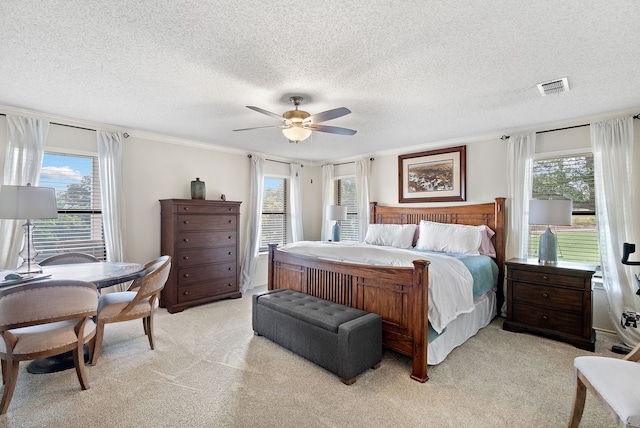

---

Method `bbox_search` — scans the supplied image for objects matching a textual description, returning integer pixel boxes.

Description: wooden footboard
[268,244,431,382]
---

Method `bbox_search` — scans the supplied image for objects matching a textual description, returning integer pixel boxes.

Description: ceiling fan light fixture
[282,126,312,142]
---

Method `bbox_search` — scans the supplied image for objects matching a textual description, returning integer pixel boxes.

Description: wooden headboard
[369,197,506,311]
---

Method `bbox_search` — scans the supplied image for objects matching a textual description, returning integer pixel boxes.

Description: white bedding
[278,241,475,334]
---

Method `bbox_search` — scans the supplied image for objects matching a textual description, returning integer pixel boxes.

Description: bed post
[411,259,430,383]
[267,243,278,291]
[493,197,506,313]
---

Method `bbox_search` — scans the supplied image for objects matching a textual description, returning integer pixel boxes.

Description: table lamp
[528,198,572,264]
[0,183,58,273]
[326,205,347,242]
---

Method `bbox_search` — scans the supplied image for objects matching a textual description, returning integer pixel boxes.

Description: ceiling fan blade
[233,125,283,132]
[246,106,284,121]
[307,124,357,135]
[305,107,351,124]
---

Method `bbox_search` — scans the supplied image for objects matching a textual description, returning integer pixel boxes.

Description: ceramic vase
[191,178,206,200]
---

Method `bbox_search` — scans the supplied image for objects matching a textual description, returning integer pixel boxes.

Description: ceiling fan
[233,96,357,143]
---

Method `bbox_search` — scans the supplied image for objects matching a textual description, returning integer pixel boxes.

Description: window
[34,152,106,261]
[334,177,359,242]
[528,153,600,268]
[260,177,290,251]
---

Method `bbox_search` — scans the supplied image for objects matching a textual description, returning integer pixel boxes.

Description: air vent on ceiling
[537,77,569,96]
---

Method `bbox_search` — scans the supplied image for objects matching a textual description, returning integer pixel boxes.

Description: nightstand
[503,258,597,351]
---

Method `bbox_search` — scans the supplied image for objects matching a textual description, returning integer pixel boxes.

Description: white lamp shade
[282,126,312,142]
[326,205,347,221]
[529,198,572,226]
[0,184,58,219]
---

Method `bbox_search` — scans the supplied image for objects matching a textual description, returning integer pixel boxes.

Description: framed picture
[398,145,466,203]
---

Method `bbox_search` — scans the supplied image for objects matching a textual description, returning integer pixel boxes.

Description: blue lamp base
[332,222,341,242]
[538,226,558,264]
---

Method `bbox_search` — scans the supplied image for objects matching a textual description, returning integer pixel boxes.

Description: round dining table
[26,261,146,374]
[40,261,146,288]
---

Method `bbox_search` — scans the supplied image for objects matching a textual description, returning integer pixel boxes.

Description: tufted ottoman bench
[252,289,382,384]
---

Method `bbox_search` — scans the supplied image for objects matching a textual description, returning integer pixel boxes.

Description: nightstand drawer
[512,282,583,312]
[512,303,582,336]
[509,269,587,289]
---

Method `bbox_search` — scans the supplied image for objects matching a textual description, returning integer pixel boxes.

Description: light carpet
[0,286,619,427]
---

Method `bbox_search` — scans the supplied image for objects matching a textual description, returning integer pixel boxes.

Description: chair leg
[73,342,90,391]
[0,359,20,415]
[568,371,587,428]
[146,314,155,350]
[90,321,106,366]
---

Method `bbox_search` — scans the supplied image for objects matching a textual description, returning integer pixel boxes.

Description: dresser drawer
[509,268,587,289]
[177,231,237,249]
[177,215,237,232]
[177,204,240,215]
[512,282,583,312]
[512,303,583,336]
[177,247,236,268]
[177,277,238,303]
[177,262,237,285]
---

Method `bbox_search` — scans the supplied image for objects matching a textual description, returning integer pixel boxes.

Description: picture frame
[398,145,466,203]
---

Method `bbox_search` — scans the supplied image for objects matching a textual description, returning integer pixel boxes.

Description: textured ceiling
[1,1,639,162]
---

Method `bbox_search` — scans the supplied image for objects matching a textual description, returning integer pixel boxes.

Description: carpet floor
[0,286,620,427]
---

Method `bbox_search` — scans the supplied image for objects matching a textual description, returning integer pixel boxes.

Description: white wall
[2,108,639,330]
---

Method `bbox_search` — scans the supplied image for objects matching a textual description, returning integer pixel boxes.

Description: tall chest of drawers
[160,199,242,313]
[503,258,596,351]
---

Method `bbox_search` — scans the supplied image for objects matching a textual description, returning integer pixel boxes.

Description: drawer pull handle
[183,256,189,260]
[184,274,190,278]
[228,236,232,239]
[542,315,548,321]
[183,238,189,242]
[183,207,189,211]
[228,220,232,223]
[184,291,190,295]
[228,252,232,255]
[228,283,232,287]
[183,221,189,224]
[228,267,232,271]
[542,275,549,281]
[542,293,549,298]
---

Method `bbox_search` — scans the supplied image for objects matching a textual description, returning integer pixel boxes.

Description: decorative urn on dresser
[160,199,242,313]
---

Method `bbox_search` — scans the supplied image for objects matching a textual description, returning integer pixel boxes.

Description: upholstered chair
[0,280,98,414]
[568,342,640,427]
[89,255,171,365]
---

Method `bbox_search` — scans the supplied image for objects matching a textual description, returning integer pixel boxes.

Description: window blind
[335,178,359,242]
[33,153,106,261]
[260,177,289,251]
[529,154,600,267]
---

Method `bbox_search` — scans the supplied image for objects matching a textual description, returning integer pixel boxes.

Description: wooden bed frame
[268,198,506,382]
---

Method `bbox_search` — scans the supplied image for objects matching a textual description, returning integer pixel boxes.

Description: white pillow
[364,224,417,248]
[415,221,483,255]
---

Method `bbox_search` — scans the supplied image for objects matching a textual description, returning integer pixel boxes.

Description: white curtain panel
[240,155,264,293]
[503,133,535,316]
[321,164,334,241]
[356,158,371,242]
[97,132,125,268]
[290,163,304,242]
[591,117,639,346]
[0,116,49,269]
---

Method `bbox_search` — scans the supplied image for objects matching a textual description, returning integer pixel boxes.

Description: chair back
[40,253,99,266]
[0,280,98,331]
[124,256,171,307]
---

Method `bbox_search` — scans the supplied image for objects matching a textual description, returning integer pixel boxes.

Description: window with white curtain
[334,177,359,242]
[33,152,106,261]
[528,152,600,269]
[260,176,290,251]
